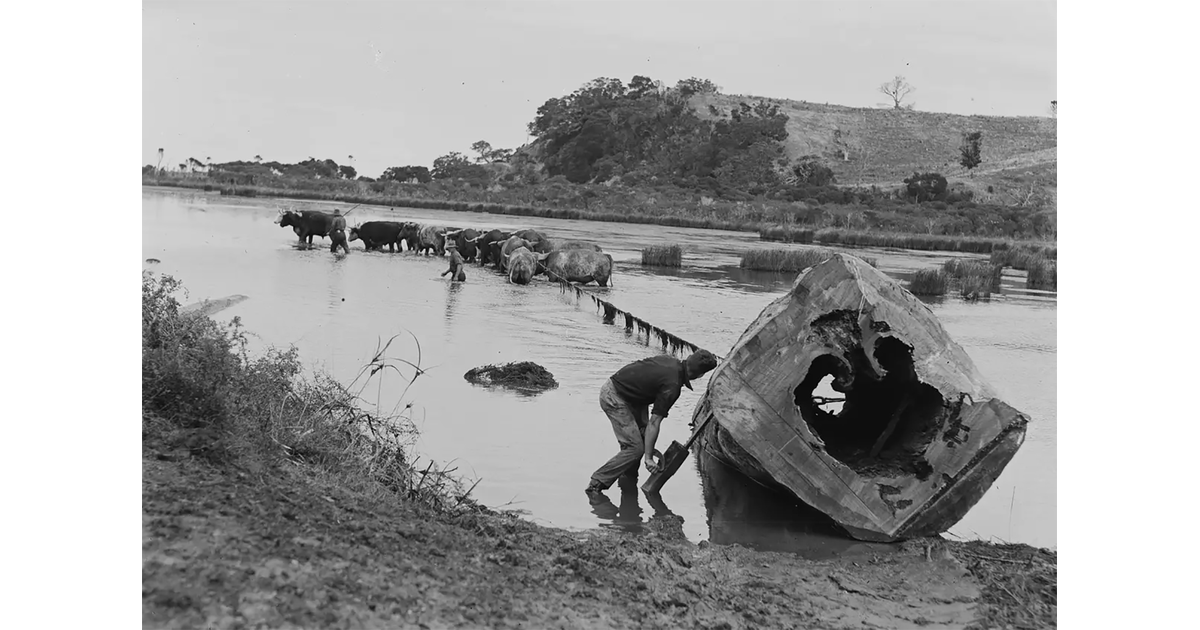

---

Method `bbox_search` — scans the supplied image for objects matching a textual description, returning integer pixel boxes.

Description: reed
[908,268,949,295]
[816,229,1009,254]
[740,248,835,272]
[990,243,1057,270]
[759,226,815,243]
[1025,258,1057,290]
[641,244,683,267]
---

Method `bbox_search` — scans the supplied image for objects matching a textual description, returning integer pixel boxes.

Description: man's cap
[682,349,719,389]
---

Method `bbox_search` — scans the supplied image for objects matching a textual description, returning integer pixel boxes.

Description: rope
[551,276,725,362]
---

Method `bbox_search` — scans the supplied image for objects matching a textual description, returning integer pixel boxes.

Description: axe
[640,412,714,493]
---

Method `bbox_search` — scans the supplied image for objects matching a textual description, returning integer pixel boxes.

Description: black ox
[349,221,406,252]
[278,210,335,245]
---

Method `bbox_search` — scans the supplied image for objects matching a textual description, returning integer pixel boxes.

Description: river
[142,186,1056,553]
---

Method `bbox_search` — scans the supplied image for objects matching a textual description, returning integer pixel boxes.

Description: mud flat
[143,432,1054,629]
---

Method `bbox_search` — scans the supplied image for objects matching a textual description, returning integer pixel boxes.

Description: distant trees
[526,74,789,190]
[338,165,357,180]
[791,155,837,187]
[959,131,983,171]
[431,152,480,180]
[1049,100,1057,118]
[675,77,721,98]
[879,76,916,110]
[470,140,513,164]
[380,165,432,183]
[903,172,949,202]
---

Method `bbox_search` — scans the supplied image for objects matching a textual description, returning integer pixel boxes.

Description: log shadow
[697,448,899,560]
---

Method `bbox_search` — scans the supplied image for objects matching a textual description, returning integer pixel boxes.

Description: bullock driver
[440,239,467,281]
[585,349,719,498]
[329,209,349,254]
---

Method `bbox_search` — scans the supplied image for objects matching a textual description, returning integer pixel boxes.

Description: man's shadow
[589,486,679,535]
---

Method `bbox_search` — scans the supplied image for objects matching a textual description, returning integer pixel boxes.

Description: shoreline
[143,179,1056,256]
[143,427,1055,629]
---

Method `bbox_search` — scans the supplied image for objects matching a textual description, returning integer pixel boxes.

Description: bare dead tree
[879,75,916,110]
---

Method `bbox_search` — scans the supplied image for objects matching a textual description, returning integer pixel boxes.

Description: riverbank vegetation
[142,271,478,512]
[145,74,1056,255]
[641,244,683,267]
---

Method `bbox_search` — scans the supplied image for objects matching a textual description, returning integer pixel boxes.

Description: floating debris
[464,361,558,393]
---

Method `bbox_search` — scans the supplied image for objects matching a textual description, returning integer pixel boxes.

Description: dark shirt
[609,355,690,418]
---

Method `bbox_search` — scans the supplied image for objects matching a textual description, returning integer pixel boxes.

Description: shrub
[791,156,837,187]
[904,172,949,202]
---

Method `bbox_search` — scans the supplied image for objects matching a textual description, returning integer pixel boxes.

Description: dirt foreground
[141,439,1041,630]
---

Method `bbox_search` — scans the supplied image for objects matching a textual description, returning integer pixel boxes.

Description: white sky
[142,0,1056,178]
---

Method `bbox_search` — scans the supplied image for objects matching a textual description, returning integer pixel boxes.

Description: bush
[903,172,949,202]
[791,156,837,187]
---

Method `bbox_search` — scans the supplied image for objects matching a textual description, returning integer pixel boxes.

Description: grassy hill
[695,94,1057,207]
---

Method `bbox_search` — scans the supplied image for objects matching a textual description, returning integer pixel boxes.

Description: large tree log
[692,253,1028,542]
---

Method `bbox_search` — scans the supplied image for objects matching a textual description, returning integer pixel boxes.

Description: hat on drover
[682,349,719,389]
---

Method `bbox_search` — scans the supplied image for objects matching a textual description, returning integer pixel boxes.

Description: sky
[143,0,1056,179]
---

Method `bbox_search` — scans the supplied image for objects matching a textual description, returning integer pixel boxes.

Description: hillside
[694,94,1057,206]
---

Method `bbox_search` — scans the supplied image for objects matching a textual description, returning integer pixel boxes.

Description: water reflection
[443,281,464,326]
[696,449,898,560]
[588,487,681,535]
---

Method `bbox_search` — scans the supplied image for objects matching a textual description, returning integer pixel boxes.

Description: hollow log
[691,253,1028,542]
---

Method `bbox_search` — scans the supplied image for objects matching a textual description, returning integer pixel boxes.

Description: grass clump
[908,268,949,295]
[943,258,1002,300]
[641,244,683,267]
[1026,258,1057,290]
[741,247,834,272]
[142,271,481,514]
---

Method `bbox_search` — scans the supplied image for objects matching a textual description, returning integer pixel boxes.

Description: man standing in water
[329,209,349,254]
[585,349,719,498]
[440,239,467,281]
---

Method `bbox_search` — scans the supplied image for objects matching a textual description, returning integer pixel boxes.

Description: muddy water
[142,187,1056,552]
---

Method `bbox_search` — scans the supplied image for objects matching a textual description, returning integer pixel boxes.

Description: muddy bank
[143,433,1053,629]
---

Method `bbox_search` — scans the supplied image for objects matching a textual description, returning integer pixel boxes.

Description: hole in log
[793,327,942,479]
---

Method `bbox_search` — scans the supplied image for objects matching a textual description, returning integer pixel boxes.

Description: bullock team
[277,209,614,287]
